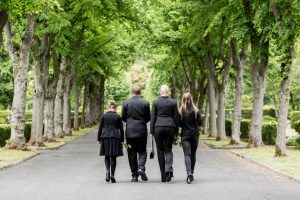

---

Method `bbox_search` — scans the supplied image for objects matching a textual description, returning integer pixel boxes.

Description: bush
[286,136,300,148]
[0,123,31,147]
[293,120,300,134]
[225,119,277,145]
[290,111,300,130]
[225,108,276,120]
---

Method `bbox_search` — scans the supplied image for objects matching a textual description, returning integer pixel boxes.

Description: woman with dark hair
[98,100,124,183]
[178,93,201,184]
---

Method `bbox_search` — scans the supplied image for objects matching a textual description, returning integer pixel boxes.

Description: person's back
[180,105,201,137]
[121,86,150,182]
[122,96,150,138]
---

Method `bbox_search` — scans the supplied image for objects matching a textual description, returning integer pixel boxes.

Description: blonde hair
[179,93,198,118]
[160,84,169,95]
[108,100,117,110]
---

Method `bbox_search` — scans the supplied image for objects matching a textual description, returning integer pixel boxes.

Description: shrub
[225,108,276,120]
[293,120,300,134]
[225,119,277,144]
[0,123,32,147]
[290,111,300,130]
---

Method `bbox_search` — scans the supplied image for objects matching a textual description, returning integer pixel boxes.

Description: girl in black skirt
[98,101,124,183]
[178,93,201,184]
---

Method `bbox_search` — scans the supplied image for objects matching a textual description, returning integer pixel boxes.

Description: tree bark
[44,98,55,141]
[0,11,8,46]
[203,98,209,134]
[248,44,268,147]
[230,39,248,145]
[54,57,66,138]
[73,76,80,131]
[63,70,72,136]
[84,80,92,127]
[4,15,36,146]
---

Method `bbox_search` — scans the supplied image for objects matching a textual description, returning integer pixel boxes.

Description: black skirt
[100,138,123,157]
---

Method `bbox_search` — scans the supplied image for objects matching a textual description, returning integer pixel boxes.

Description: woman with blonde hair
[178,92,201,184]
[98,100,124,183]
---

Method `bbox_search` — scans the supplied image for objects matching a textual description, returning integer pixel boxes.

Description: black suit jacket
[150,96,179,135]
[121,96,151,138]
[97,111,124,142]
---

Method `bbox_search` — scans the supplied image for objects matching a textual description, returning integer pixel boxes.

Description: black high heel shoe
[105,172,110,182]
[110,176,116,183]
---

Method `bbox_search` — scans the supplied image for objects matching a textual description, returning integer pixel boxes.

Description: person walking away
[98,101,124,183]
[122,85,151,182]
[150,85,179,182]
[178,93,201,184]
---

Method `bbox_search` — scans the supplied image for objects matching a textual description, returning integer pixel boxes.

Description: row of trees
[143,0,300,156]
[0,0,141,147]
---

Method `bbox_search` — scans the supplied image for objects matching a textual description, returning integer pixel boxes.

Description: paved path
[0,130,300,200]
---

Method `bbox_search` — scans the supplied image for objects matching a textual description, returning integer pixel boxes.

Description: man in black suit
[122,85,151,182]
[150,85,179,182]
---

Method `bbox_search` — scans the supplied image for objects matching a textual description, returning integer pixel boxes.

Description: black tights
[105,156,117,176]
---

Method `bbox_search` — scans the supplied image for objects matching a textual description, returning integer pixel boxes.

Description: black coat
[150,96,180,135]
[179,106,201,137]
[97,111,124,142]
[121,96,151,138]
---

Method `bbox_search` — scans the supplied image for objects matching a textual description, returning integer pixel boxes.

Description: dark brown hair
[108,100,117,110]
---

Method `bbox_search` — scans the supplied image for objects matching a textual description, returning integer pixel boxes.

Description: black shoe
[190,175,194,182]
[138,170,148,181]
[105,172,110,182]
[131,176,138,182]
[166,172,172,182]
[186,175,192,184]
[111,176,116,183]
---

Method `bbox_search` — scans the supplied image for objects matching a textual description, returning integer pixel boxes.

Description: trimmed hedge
[225,118,277,145]
[0,123,31,147]
[290,111,300,133]
[225,108,276,119]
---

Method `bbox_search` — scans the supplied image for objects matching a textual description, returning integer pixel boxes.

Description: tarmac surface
[0,129,300,200]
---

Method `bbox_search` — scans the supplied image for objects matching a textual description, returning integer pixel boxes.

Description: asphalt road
[0,129,300,200]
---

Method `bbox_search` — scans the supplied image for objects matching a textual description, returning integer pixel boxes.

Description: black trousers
[154,127,176,181]
[126,138,147,177]
[181,135,199,175]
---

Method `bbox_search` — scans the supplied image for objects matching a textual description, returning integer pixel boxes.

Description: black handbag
[149,136,155,159]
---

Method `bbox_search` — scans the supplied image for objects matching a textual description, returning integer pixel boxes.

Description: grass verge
[0,150,37,169]
[43,126,97,148]
[232,146,300,178]
[200,134,248,148]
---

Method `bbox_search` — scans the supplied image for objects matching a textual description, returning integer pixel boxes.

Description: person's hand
[97,141,101,144]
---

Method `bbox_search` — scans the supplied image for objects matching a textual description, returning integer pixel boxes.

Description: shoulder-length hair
[179,92,198,119]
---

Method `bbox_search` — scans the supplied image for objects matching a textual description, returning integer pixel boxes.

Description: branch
[269,0,280,21]
[21,14,36,53]
[0,10,8,46]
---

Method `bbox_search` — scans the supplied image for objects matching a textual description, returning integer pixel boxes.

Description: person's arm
[121,102,127,122]
[119,116,125,143]
[150,102,157,135]
[145,102,151,123]
[174,101,180,133]
[97,116,104,142]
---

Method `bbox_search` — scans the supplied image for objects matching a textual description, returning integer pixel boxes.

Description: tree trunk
[275,47,293,156]
[63,72,72,136]
[30,54,45,146]
[54,57,66,138]
[73,77,79,131]
[99,75,105,118]
[4,15,35,146]
[84,80,92,127]
[44,98,55,141]
[248,61,268,147]
[203,99,209,134]
[230,39,247,145]
[0,11,8,46]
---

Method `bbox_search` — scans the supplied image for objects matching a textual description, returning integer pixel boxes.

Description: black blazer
[121,96,151,138]
[150,96,179,135]
[97,111,124,142]
[179,106,201,137]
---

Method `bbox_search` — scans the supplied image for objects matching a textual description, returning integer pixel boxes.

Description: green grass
[0,150,36,169]
[200,134,248,148]
[44,126,97,148]
[233,146,300,177]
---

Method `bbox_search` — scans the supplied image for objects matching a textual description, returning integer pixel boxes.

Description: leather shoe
[131,176,138,182]
[166,172,172,182]
[138,170,148,181]
[111,176,116,183]
[105,172,110,182]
